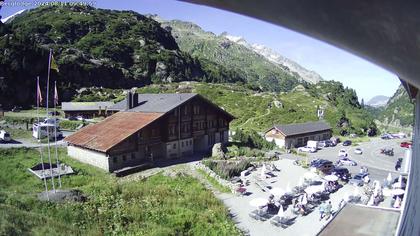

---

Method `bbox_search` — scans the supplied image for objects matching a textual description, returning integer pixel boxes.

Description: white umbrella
[286,182,292,193]
[260,164,266,179]
[324,175,339,181]
[398,175,403,183]
[367,194,375,206]
[353,187,360,196]
[301,194,308,205]
[249,198,268,207]
[298,177,305,186]
[390,189,405,196]
[392,181,406,189]
[277,204,285,217]
[270,187,285,197]
[305,185,323,195]
[343,192,350,201]
[387,173,393,183]
[304,172,318,180]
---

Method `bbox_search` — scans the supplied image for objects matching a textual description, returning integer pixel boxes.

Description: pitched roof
[272,121,331,137]
[62,102,115,111]
[129,93,197,112]
[64,112,163,153]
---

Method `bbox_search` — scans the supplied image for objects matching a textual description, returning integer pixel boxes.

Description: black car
[310,159,332,168]
[343,140,352,146]
[68,116,78,121]
[332,167,351,181]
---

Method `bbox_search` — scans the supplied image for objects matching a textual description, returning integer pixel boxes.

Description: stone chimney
[126,91,133,110]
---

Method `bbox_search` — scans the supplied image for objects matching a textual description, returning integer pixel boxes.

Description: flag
[50,54,59,72]
[37,78,43,104]
[54,82,59,105]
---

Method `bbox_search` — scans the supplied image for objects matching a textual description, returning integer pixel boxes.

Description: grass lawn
[0,148,240,236]
[4,108,64,119]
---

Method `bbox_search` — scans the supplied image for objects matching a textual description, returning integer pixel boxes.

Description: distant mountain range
[366,95,389,107]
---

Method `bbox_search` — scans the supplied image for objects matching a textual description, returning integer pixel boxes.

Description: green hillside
[375,84,414,131]
[159,19,303,92]
[134,82,376,135]
[0,6,246,108]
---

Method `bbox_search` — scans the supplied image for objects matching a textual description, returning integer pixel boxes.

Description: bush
[59,120,84,130]
[232,129,275,150]
[203,159,252,179]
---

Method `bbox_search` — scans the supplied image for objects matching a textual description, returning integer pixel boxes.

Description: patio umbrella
[343,192,350,201]
[390,189,405,196]
[303,172,318,180]
[301,193,308,205]
[285,182,292,193]
[277,204,285,217]
[249,198,268,207]
[305,185,323,195]
[398,175,403,184]
[260,164,266,179]
[298,177,305,186]
[353,187,360,196]
[324,175,339,181]
[387,173,393,183]
[270,187,285,197]
[367,195,375,206]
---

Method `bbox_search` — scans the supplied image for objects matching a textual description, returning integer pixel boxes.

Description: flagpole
[46,48,56,192]
[53,81,62,188]
[37,76,49,200]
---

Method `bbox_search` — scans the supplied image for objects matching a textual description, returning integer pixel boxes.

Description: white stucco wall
[67,145,109,171]
[265,136,285,148]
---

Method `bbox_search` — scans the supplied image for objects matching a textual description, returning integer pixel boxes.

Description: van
[307,140,318,149]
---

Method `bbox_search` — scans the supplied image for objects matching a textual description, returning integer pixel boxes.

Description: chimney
[126,91,133,110]
[132,93,139,108]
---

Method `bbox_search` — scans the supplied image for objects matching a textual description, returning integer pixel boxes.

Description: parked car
[0,130,11,142]
[76,116,85,121]
[43,118,60,126]
[342,140,352,146]
[338,149,348,157]
[297,146,316,153]
[68,116,78,121]
[380,148,394,156]
[400,141,412,148]
[48,111,61,116]
[354,148,363,155]
[337,157,357,166]
[332,167,351,181]
[310,159,334,173]
[319,140,333,148]
[349,173,369,186]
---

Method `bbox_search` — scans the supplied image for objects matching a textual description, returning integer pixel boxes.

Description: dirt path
[238,108,271,128]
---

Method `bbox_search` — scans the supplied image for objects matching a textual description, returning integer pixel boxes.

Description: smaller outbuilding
[61,101,117,119]
[265,121,332,149]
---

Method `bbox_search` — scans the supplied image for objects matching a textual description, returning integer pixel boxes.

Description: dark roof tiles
[273,121,331,136]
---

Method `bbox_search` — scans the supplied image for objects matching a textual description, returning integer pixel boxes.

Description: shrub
[203,159,252,179]
[232,129,275,150]
[59,120,84,130]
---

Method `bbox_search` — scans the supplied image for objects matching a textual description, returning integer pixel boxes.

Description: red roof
[64,112,163,153]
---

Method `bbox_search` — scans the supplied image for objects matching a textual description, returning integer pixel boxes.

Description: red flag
[37,79,43,104]
[54,82,59,105]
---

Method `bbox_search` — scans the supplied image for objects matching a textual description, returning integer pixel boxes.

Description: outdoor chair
[270,215,297,228]
[249,209,274,221]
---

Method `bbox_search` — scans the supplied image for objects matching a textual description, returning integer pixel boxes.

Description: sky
[0,0,401,101]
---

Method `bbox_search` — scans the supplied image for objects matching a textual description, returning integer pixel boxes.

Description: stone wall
[67,145,109,171]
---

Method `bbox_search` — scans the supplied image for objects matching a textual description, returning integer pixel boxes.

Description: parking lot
[284,137,410,182]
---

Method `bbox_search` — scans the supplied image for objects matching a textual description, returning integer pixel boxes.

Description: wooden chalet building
[264,121,332,149]
[64,93,234,172]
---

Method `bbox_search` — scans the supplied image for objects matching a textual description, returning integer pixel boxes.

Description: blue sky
[1,0,401,101]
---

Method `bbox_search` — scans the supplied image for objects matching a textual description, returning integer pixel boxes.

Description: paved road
[0,131,73,149]
[283,137,410,182]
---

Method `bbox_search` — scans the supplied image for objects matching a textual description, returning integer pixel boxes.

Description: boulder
[212,143,226,159]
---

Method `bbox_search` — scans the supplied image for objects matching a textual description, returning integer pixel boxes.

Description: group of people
[325,181,339,193]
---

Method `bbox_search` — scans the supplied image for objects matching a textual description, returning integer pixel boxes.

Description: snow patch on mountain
[223,34,323,84]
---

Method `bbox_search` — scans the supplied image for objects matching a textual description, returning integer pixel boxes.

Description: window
[190,140,192,145]
[131,153,136,159]
[113,157,117,163]
[182,141,184,147]
[184,106,189,115]
[193,105,200,115]
[123,155,127,162]
[173,143,177,149]
[169,125,176,136]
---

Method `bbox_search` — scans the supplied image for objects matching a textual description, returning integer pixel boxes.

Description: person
[319,202,326,221]
[363,175,370,184]
[323,201,333,220]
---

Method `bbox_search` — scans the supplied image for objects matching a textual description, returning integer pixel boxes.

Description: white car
[0,130,11,142]
[338,149,348,157]
[298,146,316,153]
[337,157,357,166]
[354,148,363,155]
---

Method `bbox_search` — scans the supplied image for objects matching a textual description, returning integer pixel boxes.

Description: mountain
[366,95,389,107]
[374,85,413,132]
[1,10,27,23]
[157,18,307,92]
[0,6,249,108]
[223,34,323,84]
